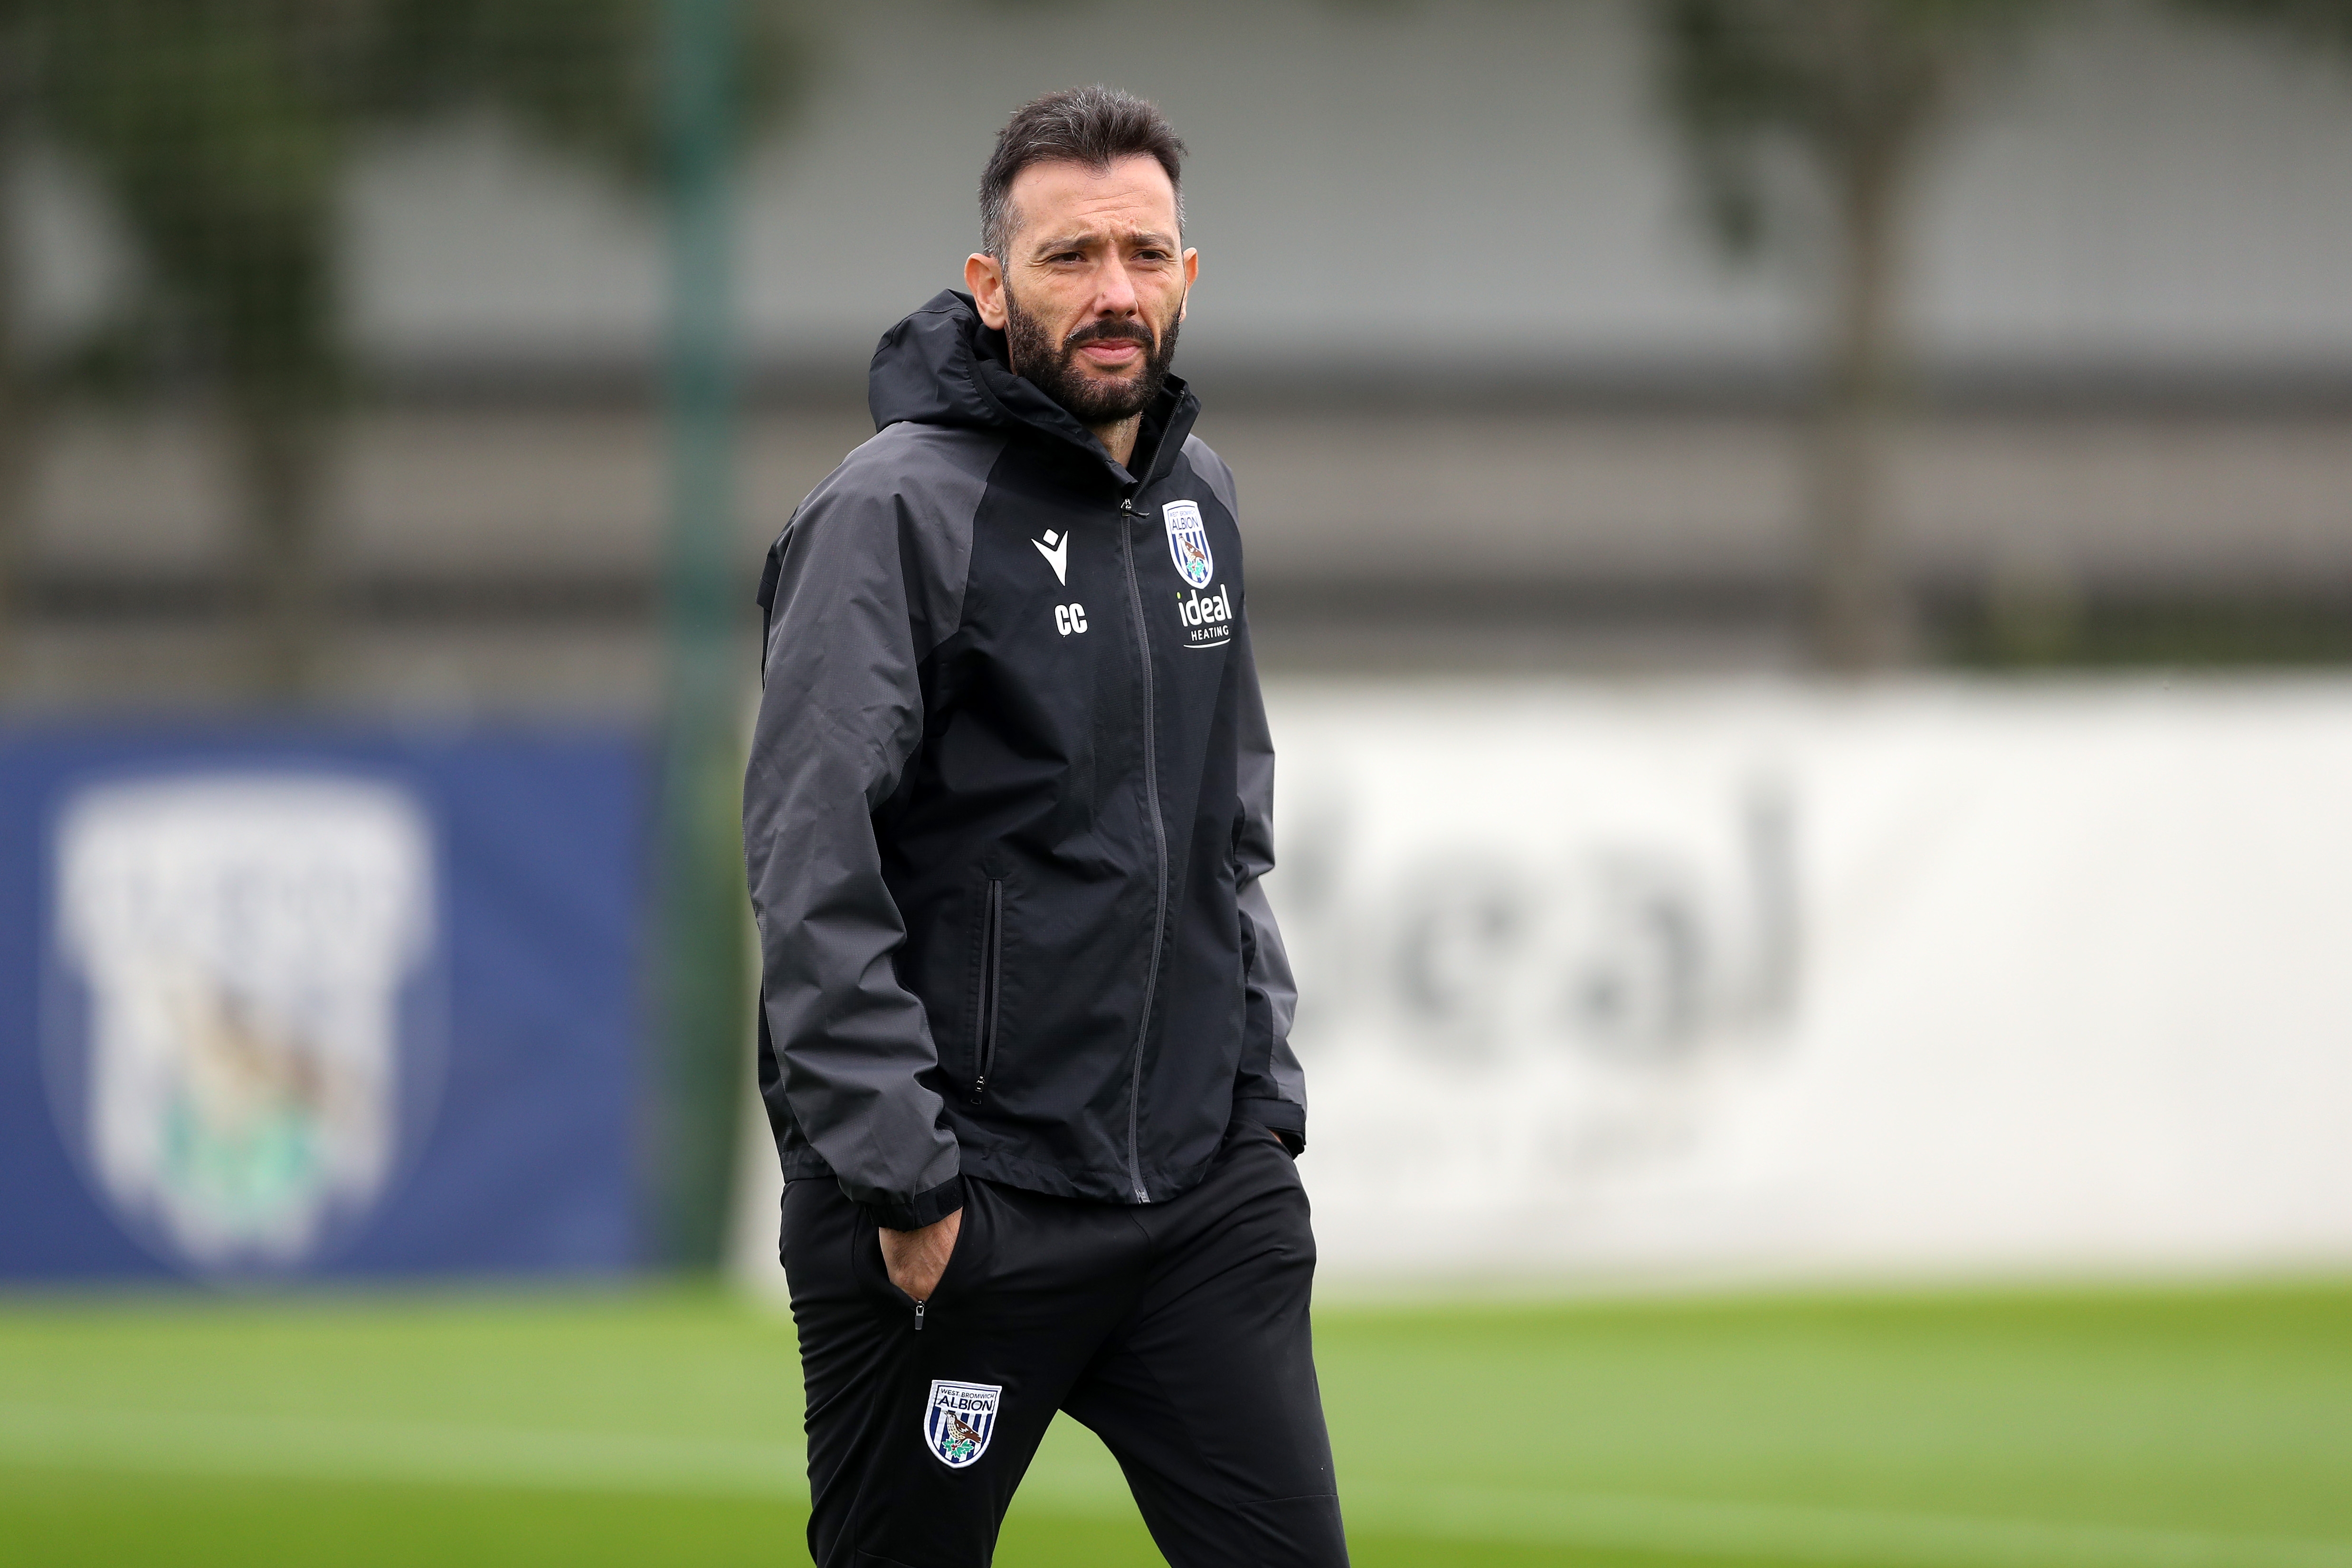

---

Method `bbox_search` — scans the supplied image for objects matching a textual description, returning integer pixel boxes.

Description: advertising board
[0,728,645,1282]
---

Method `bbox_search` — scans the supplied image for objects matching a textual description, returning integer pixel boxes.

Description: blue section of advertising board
[0,726,647,1282]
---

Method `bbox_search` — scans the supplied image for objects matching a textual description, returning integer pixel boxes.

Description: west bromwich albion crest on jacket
[1164,499,1214,588]
[924,1379,1002,1468]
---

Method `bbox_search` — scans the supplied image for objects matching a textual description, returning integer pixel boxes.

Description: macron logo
[1032,530,1069,586]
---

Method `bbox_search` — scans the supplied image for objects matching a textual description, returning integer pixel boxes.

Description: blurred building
[12,0,2352,711]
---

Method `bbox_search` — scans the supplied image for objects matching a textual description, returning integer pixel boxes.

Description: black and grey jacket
[744,289,1304,1231]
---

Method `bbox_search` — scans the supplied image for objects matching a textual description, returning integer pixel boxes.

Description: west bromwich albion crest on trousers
[924,1380,1002,1468]
[1164,500,1213,589]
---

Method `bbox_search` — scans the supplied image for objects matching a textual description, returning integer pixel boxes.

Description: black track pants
[780,1126,1348,1568]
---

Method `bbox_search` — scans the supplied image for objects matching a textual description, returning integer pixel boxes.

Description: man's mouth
[1076,340,1144,370]
[1065,325,1152,374]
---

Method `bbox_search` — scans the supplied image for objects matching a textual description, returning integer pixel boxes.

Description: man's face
[965,155,1199,429]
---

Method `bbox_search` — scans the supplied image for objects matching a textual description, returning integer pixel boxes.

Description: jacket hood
[867,289,1195,481]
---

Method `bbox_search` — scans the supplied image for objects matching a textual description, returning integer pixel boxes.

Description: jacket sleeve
[1228,610,1309,1152]
[743,468,966,1230]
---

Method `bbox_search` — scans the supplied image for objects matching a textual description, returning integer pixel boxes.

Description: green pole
[656,0,750,1272]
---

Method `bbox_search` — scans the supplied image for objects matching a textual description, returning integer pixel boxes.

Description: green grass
[3,1281,2348,1566]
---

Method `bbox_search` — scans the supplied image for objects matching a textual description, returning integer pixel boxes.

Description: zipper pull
[969,1075,985,1106]
[913,1299,926,1332]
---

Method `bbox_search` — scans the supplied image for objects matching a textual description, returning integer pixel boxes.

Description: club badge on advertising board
[45,773,441,1274]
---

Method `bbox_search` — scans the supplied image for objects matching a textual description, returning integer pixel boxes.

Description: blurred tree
[2178,0,2352,49]
[0,1,50,696]
[0,0,798,699]
[1651,0,2048,672]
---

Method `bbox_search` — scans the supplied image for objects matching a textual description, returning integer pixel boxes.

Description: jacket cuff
[860,1173,966,1232]
[1235,1096,1306,1155]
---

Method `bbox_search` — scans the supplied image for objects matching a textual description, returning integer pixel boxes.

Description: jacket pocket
[970,878,1003,1105]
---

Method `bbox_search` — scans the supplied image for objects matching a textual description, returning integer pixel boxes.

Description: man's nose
[1092,256,1141,316]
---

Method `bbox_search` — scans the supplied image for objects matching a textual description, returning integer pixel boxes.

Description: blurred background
[3,1,2350,1565]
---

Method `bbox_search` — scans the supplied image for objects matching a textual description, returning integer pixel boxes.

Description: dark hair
[979,86,1186,261]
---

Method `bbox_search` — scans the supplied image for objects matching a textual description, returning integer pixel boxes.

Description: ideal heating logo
[1174,584,1234,648]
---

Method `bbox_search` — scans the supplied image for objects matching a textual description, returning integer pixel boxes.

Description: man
[743,86,1346,1568]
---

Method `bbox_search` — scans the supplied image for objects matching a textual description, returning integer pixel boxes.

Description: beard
[1003,287,1181,428]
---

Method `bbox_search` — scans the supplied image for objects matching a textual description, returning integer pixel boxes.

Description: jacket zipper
[1115,498,1165,1204]
[971,878,1002,1105]
[914,1300,925,1331]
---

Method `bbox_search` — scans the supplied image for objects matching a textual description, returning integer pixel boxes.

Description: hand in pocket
[881,1208,963,1300]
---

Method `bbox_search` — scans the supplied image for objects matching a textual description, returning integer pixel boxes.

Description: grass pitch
[2,1281,2347,1567]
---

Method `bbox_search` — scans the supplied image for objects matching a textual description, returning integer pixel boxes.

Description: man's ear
[1179,247,1198,323]
[965,253,1009,330]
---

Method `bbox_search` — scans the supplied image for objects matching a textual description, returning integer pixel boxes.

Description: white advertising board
[735,681,2352,1294]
